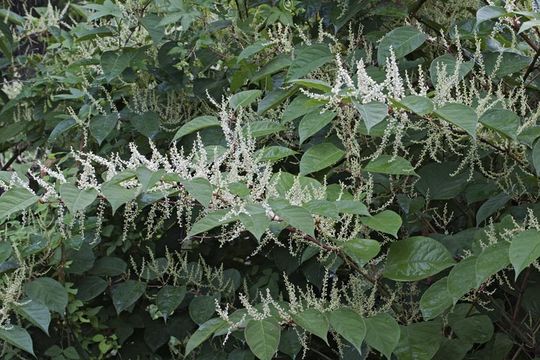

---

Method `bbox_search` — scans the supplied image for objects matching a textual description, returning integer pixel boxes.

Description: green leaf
[509,229,540,279]
[15,300,50,335]
[252,54,292,82]
[360,210,402,237]
[384,236,455,281]
[157,286,186,321]
[185,318,227,356]
[228,182,250,197]
[447,256,477,302]
[479,109,519,140]
[140,14,165,43]
[101,182,140,214]
[518,126,540,147]
[329,308,366,352]
[268,199,315,237]
[279,328,302,359]
[475,192,511,226]
[188,209,237,237]
[0,187,38,220]
[0,241,11,263]
[245,318,281,360]
[476,6,508,27]
[393,95,434,116]
[59,183,98,213]
[377,26,426,65]
[131,111,161,139]
[282,95,325,123]
[519,19,540,33]
[85,0,122,21]
[353,101,388,133]
[255,146,297,162]
[101,50,131,81]
[364,313,400,359]
[292,309,329,343]
[76,276,108,301]
[299,143,344,175]
[433,338,472,360]
[49,118,77,142]
[298,110,336,144]
[0,325,34,356]
[335,200,370,216]
[288,79,332,92]
[136,167,164,192]
[111,280,146,314]
[364,154,416,176]
[25,277,68,314]
[238,40,270,62]
[245,121,286,138]
[342,238,381,267]
[257,87,298,114]
[239,204,270,241]
[532,140,540,176]
[429,54,474,86]
[416,162,468,200]
[172,116,220,141]
[189,295,216,324]
[182,177,213,207]
[89,113,118,145]
[394,321,442,360]
[475,242,510,286]
[420,277,453,320]
[272,172,324,197]
[287,44,333,80]
[230,90,262,110]
[304,199,338,218]
[484,52,531,78]
[435,103,478,138]
[89,256,127,276]
[452,315,494,344]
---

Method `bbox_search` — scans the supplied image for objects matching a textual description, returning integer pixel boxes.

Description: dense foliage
[3,0,540,359]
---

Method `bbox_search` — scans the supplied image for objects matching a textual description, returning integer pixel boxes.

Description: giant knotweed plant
[3,1,540,359]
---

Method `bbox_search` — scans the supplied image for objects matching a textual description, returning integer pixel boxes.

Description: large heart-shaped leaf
[329,308,366,352]
[420,277,453,320]
[185,318,227,356]
[59,183,98,214]
[360,210,402,237]
[292,309,329,343]
[299,143,345,175]
[365,313,400,359]
[287,44,333,80]
[172,116,220,141]
[15,300,51,335]
[394,321,442,360]
[245,318,281,360]
[353,101,388,133]
[479,108,519,140]
[0,187,38,220]
[25,277,68,314]
[111,280,147,314]
[342,238,381,267]
[364,155,416,176]
[268,199,315,237]
[435,103,478,138]
[0,325,34,356]
[384,236,455,281]
[509,229,540,279]
[377,26,426,64]
[298,110,336,144]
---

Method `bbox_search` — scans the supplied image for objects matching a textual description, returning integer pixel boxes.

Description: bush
[1,0,540,359]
